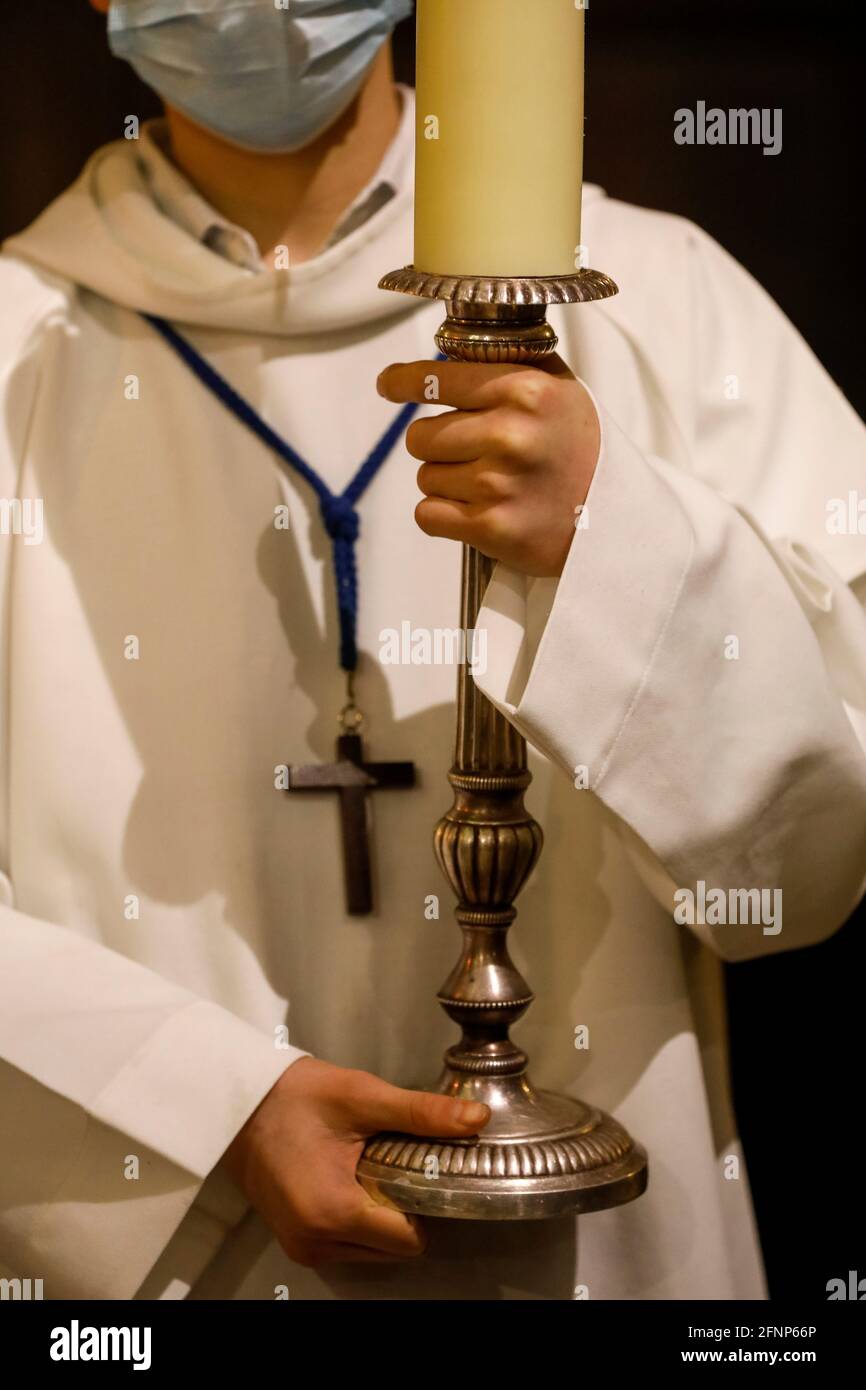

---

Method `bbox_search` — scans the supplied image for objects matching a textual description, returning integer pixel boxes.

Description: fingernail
[458,1102,489,1128]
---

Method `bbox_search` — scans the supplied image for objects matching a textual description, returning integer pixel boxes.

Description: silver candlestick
[357,268,648,1219]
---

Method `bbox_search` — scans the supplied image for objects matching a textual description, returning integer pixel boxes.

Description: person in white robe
[1,0,865,1301]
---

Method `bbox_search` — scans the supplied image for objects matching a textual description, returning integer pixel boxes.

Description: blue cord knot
[320,494,360,543]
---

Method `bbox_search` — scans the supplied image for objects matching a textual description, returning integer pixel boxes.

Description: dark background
[2,1,863,1300]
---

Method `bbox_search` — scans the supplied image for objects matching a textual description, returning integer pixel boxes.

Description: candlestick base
[358,1078,647,1221]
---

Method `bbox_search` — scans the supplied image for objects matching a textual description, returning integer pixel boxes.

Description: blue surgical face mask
[107,0,413,153]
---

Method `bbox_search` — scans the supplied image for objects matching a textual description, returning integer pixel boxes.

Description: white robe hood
[5,124,416,337]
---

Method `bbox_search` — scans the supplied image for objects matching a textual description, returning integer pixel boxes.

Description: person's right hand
[223,1057,490,1268]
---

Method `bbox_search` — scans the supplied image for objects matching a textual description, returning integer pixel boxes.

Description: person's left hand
[376,356,600,578]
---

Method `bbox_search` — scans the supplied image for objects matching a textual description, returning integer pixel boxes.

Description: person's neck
[164,44,401,267]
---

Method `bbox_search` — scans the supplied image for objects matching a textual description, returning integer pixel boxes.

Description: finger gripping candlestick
[356,270,648,1219]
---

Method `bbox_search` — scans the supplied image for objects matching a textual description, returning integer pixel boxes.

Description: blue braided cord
[142,313,446,672]
[344,396,421,505]
[142,314,328,503]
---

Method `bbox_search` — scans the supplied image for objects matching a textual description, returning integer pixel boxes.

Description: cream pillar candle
[414,0,585,277]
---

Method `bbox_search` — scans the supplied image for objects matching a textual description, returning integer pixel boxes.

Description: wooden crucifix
[286,728,416,916]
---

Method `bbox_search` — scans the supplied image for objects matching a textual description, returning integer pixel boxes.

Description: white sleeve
[474,224,866,963]
[0,889,304,1299]
[0,271,304,1299]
